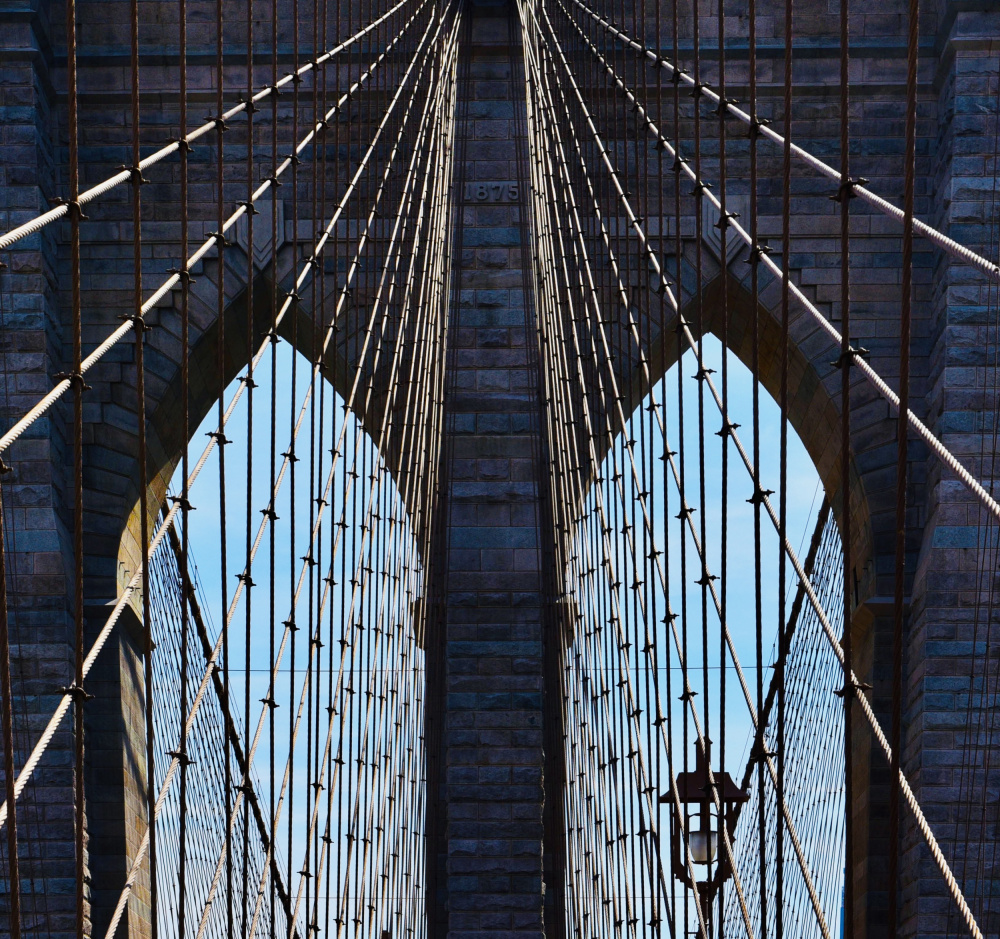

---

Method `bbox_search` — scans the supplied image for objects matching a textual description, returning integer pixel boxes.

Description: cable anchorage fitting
[120,165,149,186]
[832,343,870,369]
[715,419,741,439]
[831,176,870,203]
[744,241,772,266]
[715,95,739,118]
[748,116,772,142]
[49,196,87,221]
[119,311,153,332]
[54,371,92,393]
[167,266,196,284]
[207,231,231,248]
[714,210,739,231]
[834,677,873,699]
[747,486,775,506]
[61,682,94,703]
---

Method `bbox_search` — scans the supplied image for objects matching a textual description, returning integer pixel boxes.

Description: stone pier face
[2,0,1000,936]
[426,4,551,937]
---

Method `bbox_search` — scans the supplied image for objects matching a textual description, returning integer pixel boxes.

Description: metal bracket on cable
[167,266,197,284]
[118,312,153,332]
[747,486,775,506]
[834,678,873,699]
[744,241,772,266]
[714,210,739,230]
[831,176,869,203]
[715,96,739,117]
[748,116,771,142]
[831,344,870,369]
[60,683,94,703]
[54,371,92,393]
[49,196,87,221]
[120,165,149,187]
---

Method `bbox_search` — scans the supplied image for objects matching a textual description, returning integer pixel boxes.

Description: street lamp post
[661,746,748,932]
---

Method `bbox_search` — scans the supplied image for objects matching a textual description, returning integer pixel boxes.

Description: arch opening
[559,331,848,938]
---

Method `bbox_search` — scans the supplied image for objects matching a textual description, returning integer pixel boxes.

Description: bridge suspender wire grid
[0,0,999,937]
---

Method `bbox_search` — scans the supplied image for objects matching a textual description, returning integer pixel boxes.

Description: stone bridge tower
[0,0,998,937]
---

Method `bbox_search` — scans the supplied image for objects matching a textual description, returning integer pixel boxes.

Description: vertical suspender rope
[0,395,18,938]
[777,0,794,930]
[176,0,192,928]
[66,0,85,927]
[0,475,15,939]
[267,0,279,928]
[242,0,257,929]
[746,0,768,929]
[888,0,919,931]
[128,0,157,928]
[213,0,234,927]
[717,0,731,931]
[837,0,856,930]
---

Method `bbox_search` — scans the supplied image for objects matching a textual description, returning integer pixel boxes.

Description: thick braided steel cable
[0,1,413,256]
[0,0,431,459]
[559,0,1000,286]
[0,6,443,830]
[537,6,904,936]
[546,0,1000,530]
[239,32,456,938]
[535,14,987,934]
[523,16,750,936]
[101,19,451,933]
[549,12,983,932]
[527,16,835,933]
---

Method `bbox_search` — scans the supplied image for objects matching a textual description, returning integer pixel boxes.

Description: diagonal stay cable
[0,1,439,832]
[0,0,431,458]
[243,62,455,931]
[281,37,457,928]
[103,37,446,931]
[0,0,413,254]
[550,0,1000,528]
[537,22,833,932]
[523,18,732,937]
[176,28,455,938]
[549,12,987,935]
[560,0,1000,285]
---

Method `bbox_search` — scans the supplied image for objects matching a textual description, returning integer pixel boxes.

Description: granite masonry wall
[0,0,999,937]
